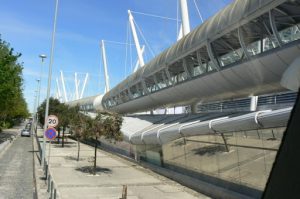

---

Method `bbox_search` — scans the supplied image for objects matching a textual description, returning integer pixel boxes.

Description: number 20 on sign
[47,115,59,128]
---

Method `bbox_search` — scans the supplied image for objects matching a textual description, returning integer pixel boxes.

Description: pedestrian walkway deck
[36,131,209,199]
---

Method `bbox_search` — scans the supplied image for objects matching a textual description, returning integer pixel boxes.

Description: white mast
[56,78,62,101]
[133,45,145,72]
[177,24,183,41]
[80,73,88,99]
[128,10,145,67]
[74,72,79,100]
[180,0,191,36]
[101,40,110,92]
[60,70,68,102]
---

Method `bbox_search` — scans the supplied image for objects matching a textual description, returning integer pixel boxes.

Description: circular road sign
[45,127,57,140]
[47,115,59,127]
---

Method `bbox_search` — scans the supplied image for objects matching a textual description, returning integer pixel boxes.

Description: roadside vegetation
[37,97,123,174]
[0,36,29,131]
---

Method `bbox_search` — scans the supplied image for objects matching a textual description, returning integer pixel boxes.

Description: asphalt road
[0,129,36,199]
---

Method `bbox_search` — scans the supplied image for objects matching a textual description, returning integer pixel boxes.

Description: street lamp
[33,80,40,132]
[31,90,38,133]
[35,54,47,133]
[42,0,59,168]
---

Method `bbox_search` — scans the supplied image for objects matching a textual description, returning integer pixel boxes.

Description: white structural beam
[75,72,79,100]
[60,70,68,102]
[56,78,62,101]
[80,73,89,99]
[177,23,183,41]
[128,10,145,67]
[250,96,258,111]
[133,45,145,72]
[77,79,80,95]
[180,0,191,36]
[101,40,110,92]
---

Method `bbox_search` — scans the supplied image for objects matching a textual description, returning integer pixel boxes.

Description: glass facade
[161,127,285,191]
[100,126,285,196]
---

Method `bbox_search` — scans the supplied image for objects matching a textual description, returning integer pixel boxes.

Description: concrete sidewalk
[35,131,210,199]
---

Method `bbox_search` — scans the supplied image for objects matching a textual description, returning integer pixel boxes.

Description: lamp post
[35,54,47,133]
[42,0,59,168]
[31,90,38,133]
[33,80,40,132]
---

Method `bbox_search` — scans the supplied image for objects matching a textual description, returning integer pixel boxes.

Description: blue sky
[0,0,233,112]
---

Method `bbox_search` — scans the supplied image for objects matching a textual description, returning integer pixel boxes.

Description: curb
[0,135,17,157]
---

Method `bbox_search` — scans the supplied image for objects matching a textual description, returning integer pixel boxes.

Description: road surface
[0,127,36,199]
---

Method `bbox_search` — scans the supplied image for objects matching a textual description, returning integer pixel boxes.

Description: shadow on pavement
[27,150,39,153]
[52,144,76,148]
[75,166,112,174]
[65,156,85,161]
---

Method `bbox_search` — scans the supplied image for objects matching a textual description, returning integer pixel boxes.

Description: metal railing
[36,135,59,199]
[257,92,297,106]
[197,92,297,113]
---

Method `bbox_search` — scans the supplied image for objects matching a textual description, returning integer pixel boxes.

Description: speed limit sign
[47,115,59,127]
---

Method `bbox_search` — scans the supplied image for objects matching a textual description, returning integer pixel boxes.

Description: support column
[60,71,68,102]
[180,0,191,36]
[101,40,110,92]
[128,10,145,67]
[250,96,258,111]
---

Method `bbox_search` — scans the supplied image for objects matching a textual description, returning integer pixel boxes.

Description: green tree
[84,111,123,175]
[0,36,29,130]
[37,97,73,147]
[37,97,61,126]
[69,106,89,161]
[56,103,71,147]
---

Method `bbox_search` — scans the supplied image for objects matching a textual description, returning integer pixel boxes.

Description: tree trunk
[57,129,60,144]
[93,136,98,175]
[77,138,80,161]
[62,127,65,148]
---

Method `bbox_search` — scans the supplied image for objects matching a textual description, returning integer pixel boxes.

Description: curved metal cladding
[102,0,300,114]
[66,95,100,112]
[126,107,292,145]
[93,95,104,111]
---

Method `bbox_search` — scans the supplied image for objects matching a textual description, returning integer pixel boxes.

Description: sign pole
[44,120,59,169]
[48,140,52,165]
